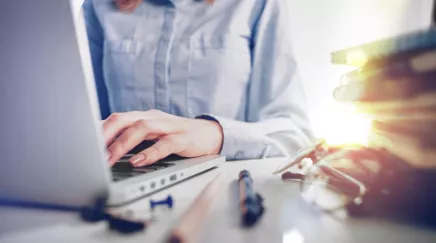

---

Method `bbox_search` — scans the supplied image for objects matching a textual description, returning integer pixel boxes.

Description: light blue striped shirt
[83,0,314,160]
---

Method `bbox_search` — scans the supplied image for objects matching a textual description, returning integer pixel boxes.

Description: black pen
[238,170,265,226]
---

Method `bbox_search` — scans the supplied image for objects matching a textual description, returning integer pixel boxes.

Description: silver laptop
[0,0,224,208]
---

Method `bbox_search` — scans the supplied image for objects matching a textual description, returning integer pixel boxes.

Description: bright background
[73,0,434,145]
[286,0,433,145]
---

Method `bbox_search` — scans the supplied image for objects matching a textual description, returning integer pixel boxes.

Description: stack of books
[330,28,436,170]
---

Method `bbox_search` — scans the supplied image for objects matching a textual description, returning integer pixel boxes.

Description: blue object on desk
[238,170,265,226]
[150,195,173,210]
[0,197,146,234]
[107,214,146,234]
[80,197,107,222]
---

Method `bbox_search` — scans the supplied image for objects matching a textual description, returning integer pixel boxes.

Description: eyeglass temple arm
[319,165,367,200]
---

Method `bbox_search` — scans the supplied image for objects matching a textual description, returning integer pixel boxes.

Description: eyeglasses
[278,143,436,225]
[273,139,367,175]
[278,142,390,213]
[300,149,381,212]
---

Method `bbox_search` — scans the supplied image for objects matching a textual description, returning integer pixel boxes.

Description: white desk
[1,158,436,243]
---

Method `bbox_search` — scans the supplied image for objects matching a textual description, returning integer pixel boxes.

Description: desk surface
[1,158,436,243]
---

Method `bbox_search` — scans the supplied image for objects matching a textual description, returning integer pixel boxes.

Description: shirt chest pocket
[103,40,142,84]
[187,34,251,117]
[103,40,155,112]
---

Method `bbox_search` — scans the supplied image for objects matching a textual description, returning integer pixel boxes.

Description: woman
[83,0,314,167]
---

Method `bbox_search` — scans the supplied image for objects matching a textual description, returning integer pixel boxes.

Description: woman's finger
[130,135,180,166]
[103,113,137,146]
[104,110,185,147]
[107,119,162,165]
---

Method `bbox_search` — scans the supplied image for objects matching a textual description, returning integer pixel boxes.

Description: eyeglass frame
[281,143,397,213]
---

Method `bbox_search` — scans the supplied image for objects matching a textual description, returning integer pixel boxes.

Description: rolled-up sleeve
[209,0,315,160]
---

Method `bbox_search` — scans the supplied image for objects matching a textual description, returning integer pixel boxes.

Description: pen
[238,170,264,226]
[168,172,221,243]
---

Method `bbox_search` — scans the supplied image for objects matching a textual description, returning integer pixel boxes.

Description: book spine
[340,50,436,85]
[331,28,436,66]
[372,120,436,145]
[339,61,411,85]
[334,74,436,102]
[368,130,436,169]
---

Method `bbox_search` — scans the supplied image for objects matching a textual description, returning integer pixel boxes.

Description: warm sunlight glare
[315,100,372,146]
[310,0,411,146]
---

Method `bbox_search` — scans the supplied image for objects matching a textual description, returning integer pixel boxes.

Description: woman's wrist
[195,114,224,155]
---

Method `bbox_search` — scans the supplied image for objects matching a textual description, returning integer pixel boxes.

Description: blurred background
[286,0,433,145]
[73,0,434,145]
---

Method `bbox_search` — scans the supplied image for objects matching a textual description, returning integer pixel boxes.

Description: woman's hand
[103,110,223,166]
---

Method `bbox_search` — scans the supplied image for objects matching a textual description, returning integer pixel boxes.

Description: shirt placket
[154,7,176,112]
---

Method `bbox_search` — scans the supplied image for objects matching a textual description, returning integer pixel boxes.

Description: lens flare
[314,100,372,146]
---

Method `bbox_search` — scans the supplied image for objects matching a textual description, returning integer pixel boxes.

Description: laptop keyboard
[111,154,175,182]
